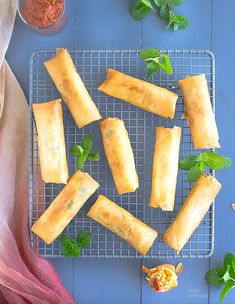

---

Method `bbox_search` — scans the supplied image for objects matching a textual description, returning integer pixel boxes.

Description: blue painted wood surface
[6,1,235,303]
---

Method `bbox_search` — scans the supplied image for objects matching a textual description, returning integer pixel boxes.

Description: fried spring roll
[162,175,221,253]
[32,171,99,244]
[33,99,69,184]
[87,195,158,256]
[44,48,102,128]
[98,68,178,119]
[149,126,181,211]
[100,117,139,194]
[179,74,220,148]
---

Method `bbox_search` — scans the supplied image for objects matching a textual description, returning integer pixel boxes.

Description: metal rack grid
[29,49,215,258]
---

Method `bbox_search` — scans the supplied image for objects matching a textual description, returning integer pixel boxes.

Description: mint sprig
[130,0,189,31]
[131,0,155,21]
[61,231,92,257]
[179,152,232,182]
[140,49,173,78]
[205,253,235,303]
[70,135,100,170]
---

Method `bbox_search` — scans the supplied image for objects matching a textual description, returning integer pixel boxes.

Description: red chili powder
[20,0,64,28]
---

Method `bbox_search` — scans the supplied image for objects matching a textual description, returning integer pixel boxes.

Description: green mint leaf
[77,151,88,170]
[203,152,232,170]
[76,231,92,249]
[87,150,100,161]
[131,0,152,21]
[61,234,80,257]
[70,145,84,156]
[167,14,177,28]
[141,0,155,9]
[159,54,173,74]
[223,267,232,282]
[81,135,93,151]
[188,163,205,182]
[224,253,235,279]
[205,268,226,286]
[154,0,163,7]
[140,48,162,60]
[220,280,235,304]
[179,155,198,170]
[146,61,159,78]
[140,49,173,77]
[169,0,183,7]
[171,15,189,30]
[159,4,170,20]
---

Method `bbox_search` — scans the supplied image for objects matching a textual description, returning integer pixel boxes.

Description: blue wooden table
[6,1,235,303]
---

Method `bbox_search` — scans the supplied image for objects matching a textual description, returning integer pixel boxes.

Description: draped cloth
[0,1,75,303]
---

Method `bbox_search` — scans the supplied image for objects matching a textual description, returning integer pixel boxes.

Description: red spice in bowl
[19,0,64,29]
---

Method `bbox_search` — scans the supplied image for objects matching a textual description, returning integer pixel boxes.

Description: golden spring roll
[44,48,102,128]
[98,68,178,119]
[100,117,139,194]
[33,99,69,184]
[149,126,182,211]
[162,175,221,253]
[179,74,220,148]
[32,171,99,244]
[87,195,158,256]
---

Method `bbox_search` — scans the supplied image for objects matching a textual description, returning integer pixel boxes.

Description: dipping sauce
[18,0,66,34]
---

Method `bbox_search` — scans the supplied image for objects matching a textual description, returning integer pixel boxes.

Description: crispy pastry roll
[179,74,220,148]
[100,117,139,194]
[98,68,178,119]
[87,195,158,256]
[44,48,101,128]
[149,126,181,211]
[162,175,221,253]
[33,99,69,184]
[32,171,100,244]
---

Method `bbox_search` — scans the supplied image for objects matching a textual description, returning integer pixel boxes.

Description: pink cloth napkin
[0,1,75,303]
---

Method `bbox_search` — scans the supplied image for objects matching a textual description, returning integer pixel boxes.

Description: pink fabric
[0,1,75,303]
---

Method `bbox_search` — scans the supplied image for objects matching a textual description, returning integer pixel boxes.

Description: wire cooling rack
[29,49,215,258]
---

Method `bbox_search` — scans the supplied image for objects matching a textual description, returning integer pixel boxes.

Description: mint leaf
[220,280,235,303]
[130,0,154,21]
[188,163,205,182]
[141,0,155,9]
[76,231,92,249]
[146,61,159,78]
[77,151,88,170]
[224,253,235,279]
[61,234,80,257]
[88,150,100,161]
[223,267,232,282]
[70,145,83,156]
[203,152,232,170]
[140,48,162,60]
[170,15,189,31]
[159,5,170,20]
[170,0,183,7]
[205,268,226,286]
[154,0,163,7]
[178,155,198,170]
[160,55,173,74]
[81,135,93,151]
[140,49,173,77]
